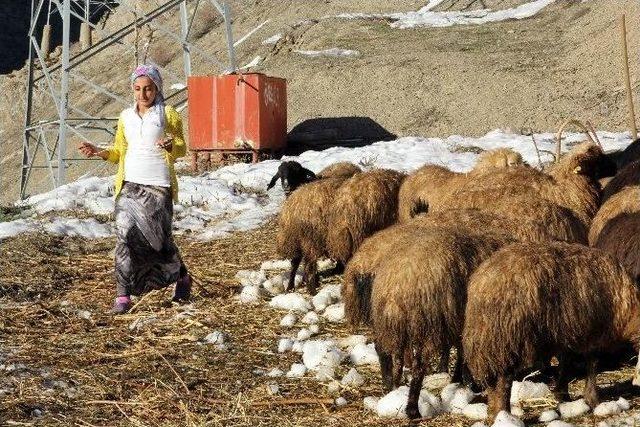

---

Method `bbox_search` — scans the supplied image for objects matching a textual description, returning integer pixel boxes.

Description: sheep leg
[286,256,302,292]
[553,353,571,403]
[392,347,405,388]
[583,355,600,408]
[406,350,426,419]
[487,374,512,420]
[376,342,394,392]
[452,344,464,383]
[438,345,450,374]
[302,257,319,295]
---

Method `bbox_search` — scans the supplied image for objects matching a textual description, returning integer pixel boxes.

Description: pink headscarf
[131,64,165,125]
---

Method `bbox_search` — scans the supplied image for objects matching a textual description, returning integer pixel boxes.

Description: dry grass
[2,224,640,426]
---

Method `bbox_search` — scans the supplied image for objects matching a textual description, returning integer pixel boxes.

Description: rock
[548,421,574,427]
[128,315,158,331]
[301,311,319,324]
[463,403,488,420]
[302,340,343,371]
[363,396,379,412]
[277,338,293,353]
[593,401,622,417]
[510,380,550,405]
[491,410,524,427]
[279,312,297,328]
[266,368,284,377]
[422,372,451,390]
[448,387,475,413]
[323,303,345,323]
[266,384,280,395]
[349,343,378,366]
[558,399,590,419]
[315,365,335,381]
[204,331,225,345]
[617,397,630,411]
[327,381,341,394]
[297,328,312,341]
[239,286,261,304]
[337,335,367,349]
[341,368,365,388]
[270,293,311,312]
[539,409,559,422]
[285,363,307,378]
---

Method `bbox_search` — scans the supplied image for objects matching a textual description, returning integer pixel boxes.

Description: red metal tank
[187,73,287,162]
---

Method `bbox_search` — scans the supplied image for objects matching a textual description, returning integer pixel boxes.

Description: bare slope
[1,0,639,204]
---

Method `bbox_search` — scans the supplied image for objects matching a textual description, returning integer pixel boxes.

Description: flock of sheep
[266,135,640,421]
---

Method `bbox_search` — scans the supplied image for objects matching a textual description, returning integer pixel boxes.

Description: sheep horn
[555,119,597,163]
[585,121,603,148]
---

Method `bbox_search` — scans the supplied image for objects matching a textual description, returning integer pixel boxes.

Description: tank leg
[190,151,198,172]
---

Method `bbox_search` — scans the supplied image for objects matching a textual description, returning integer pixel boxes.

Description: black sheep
[267,161,317,196]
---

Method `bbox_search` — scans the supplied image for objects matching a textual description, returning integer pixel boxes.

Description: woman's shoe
[112,296,132,314]
[173,274,192,302]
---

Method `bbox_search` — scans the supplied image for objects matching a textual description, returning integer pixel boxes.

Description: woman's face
[133,76,157,109]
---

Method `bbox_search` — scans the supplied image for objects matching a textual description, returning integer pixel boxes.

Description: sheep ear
[573,165,582,174]
[267,172,280,190]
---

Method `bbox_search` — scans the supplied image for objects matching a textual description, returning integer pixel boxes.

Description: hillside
[1,0,639,204]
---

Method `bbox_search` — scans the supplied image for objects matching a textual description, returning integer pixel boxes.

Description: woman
[79,64,191,314]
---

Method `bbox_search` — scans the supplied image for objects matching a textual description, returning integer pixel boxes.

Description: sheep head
[473,148,524,172]
[267,161,317,196]
[552,142,617,180]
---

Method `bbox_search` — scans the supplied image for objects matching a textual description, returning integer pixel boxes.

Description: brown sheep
[371,226,507,418]
[343,203,583,330]
[462,241,640,420]
[397,148,524,223]
[326,169,405,264]
[601,159,640,203]
[317,161,362,179]
[432,143,617,228]
[589,186,640,245]
[276,176,347,294]
[593,212,640,282]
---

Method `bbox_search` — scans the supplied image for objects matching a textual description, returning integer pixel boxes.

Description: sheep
[601,159,640,203]
[317,161,361,179]
[276,176,347,294]
[589,185,640,245]
[326,168,405,264]
[267,161,317,195]
[593,212,640,282]
[343,202,584,331]
[431,143,617,228]
[370,226,507,418]
[607,137,640,170]
[589,186,640,281]
[397,148,524,222]
[462,241,640,420]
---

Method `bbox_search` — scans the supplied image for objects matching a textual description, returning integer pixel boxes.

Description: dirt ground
[2,224,640,426]
[2,0,640,204]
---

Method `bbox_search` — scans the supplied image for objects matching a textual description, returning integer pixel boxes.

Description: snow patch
[269,293,311,312]
[558,399,590,419]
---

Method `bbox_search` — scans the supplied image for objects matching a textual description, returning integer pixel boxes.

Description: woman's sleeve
[166,106,186,159]
[105,115,125,164]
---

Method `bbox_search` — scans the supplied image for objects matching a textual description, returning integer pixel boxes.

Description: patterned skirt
[114,182,182,296]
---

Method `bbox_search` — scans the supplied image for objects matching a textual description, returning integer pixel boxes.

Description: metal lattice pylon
[20,0,240,199]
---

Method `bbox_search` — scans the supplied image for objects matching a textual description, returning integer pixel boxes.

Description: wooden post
[41,24,52,60]
[621,14,638,140]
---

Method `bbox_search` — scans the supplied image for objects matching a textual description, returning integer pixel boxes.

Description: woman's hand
[157,134,173,152]
[79,142,100,158]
